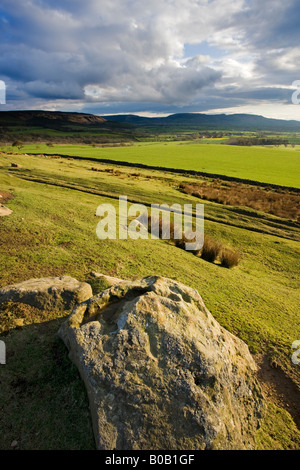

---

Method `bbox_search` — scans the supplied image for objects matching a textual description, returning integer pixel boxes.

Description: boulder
[0,204,12,217]
[0,276,92,310]
[58,275,265,450]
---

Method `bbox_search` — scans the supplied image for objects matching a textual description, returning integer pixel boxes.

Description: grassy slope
[0,151,299,449]
[4,142,300,188]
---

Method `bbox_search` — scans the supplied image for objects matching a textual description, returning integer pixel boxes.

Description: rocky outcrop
[58,275,265,450]
[0,276,92,310]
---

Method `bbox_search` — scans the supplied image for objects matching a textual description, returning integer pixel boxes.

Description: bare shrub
[146,213,240,268]
[220,248,241,268]
[174,238,186,250]
[179,182,300,221]
[200,236,222,262]
[173,231,199,254]
[147,214,178,240]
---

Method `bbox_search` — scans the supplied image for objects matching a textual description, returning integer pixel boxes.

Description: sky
[0,0,299,120]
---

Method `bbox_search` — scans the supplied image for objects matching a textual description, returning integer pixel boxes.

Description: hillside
[106,112,300,132]
[0,110,142,145]
[0,110,107,127]
[0,149,299,449]
[1,111,300,146]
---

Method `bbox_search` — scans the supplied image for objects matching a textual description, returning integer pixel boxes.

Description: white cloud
[0,0,299,119]
[203,103,300,121]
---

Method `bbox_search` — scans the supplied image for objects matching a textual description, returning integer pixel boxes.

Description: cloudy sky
[0,0,299,119]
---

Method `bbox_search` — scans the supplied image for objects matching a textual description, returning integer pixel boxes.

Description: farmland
[4,141,299,188]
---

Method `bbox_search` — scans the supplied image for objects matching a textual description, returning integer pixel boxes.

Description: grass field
[3,141,300,188]
[0,150,299,449]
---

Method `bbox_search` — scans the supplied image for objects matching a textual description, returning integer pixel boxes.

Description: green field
[5,142,300,188]
[0,150,299,449]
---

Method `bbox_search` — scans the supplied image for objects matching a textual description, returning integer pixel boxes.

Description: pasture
[5,142,300,188]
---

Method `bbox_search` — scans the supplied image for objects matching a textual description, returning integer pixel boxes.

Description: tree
[12,140,23,150]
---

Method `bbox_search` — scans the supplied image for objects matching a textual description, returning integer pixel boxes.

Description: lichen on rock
[0,276,92,310]
[58,275,265,450]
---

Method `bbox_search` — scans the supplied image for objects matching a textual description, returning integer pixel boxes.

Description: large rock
[58,275,265,450]
[0,276,92,310]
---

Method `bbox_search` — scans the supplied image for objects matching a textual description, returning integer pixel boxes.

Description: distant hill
[0,110,299,146]
[106,112,300,131]
[0,110,107,128]
[0,110,141,144]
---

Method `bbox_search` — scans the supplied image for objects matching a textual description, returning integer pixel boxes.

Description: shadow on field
[1,317,299,450]
[0,317,95,450]
[255,354,300,430]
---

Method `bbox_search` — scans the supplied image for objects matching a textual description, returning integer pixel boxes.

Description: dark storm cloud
[0,0,298,117]
[231,0,300,50]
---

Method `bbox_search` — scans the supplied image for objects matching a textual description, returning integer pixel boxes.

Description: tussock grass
[220,247,241,269]
[200,236,223,263]
[180,182,300,221]
[146,214,241,268]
